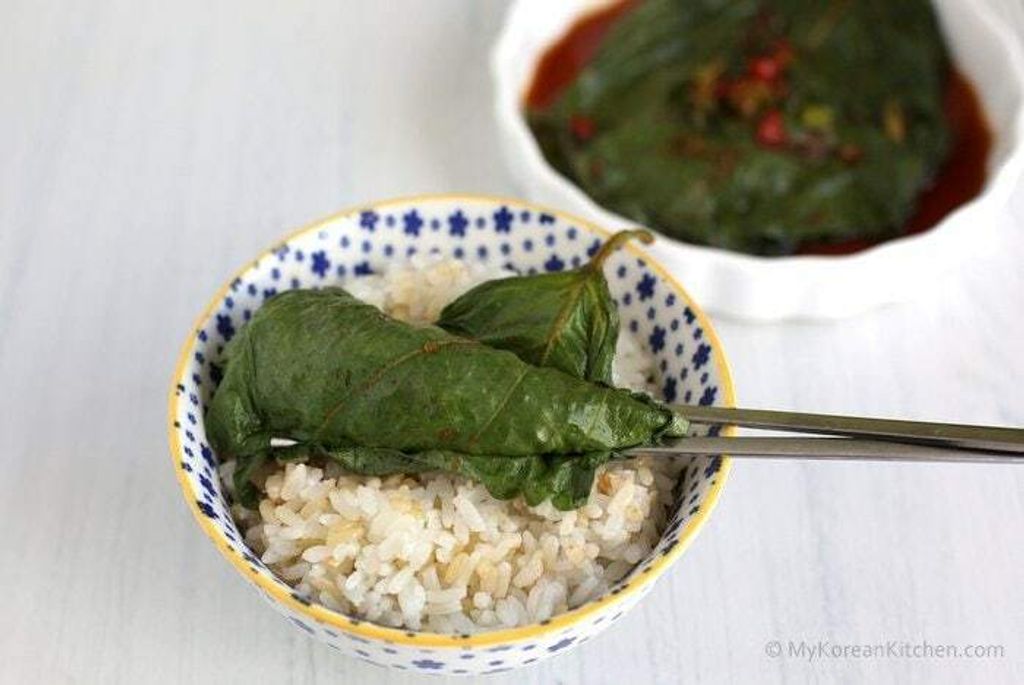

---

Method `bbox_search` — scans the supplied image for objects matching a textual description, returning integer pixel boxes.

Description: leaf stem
[587,229,655,270]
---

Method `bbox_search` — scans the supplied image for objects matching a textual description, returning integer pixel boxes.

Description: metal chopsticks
[621,406,1024,463]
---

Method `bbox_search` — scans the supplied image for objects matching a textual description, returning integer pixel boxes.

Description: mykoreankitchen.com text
[764,639,1005,661]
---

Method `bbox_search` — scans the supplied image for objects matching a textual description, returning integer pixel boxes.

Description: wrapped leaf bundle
[438,229,652,383]
[208,282,684,509]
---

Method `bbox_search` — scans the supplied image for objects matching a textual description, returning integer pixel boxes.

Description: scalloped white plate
[493,0,1024,320]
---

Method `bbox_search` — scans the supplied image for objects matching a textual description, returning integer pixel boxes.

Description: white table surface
[1,1,1022,683]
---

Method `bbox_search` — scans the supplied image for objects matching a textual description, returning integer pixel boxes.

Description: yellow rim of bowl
[167,193,735,648]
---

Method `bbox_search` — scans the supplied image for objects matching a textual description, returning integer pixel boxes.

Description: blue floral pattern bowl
[168,195,735,675]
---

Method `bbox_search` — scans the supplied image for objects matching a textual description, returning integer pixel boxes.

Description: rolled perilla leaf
[206,287,686,509]
[287,444,610,511]
[230,452,267,511]
[438,229,653,384]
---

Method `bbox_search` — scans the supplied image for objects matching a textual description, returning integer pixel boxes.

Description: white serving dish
[493,0,1024,320]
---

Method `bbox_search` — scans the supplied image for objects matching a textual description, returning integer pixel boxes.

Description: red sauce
[526,2,993,255]
[903,72,991,235]
[526,1,636,109]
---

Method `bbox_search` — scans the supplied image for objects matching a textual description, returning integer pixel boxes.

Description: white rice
[227,254,683,634]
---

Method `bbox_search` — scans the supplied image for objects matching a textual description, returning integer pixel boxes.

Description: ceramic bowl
[493,0,1024,320]
[168,195,734,675]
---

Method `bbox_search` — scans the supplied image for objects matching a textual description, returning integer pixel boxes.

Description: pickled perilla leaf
[438,229,652,384]
[207,287,685,509]
[281,444,610,512]
[528,0,951,255]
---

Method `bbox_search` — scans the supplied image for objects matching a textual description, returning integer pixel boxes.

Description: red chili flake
[838,143,864,164]
[713,78,732,100]
[749,55,780,82]
[569,114,596,142]
[772,39,795,67]
[756,109,787,147]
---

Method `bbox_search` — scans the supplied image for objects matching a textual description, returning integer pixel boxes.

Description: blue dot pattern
[170,198,729,675]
